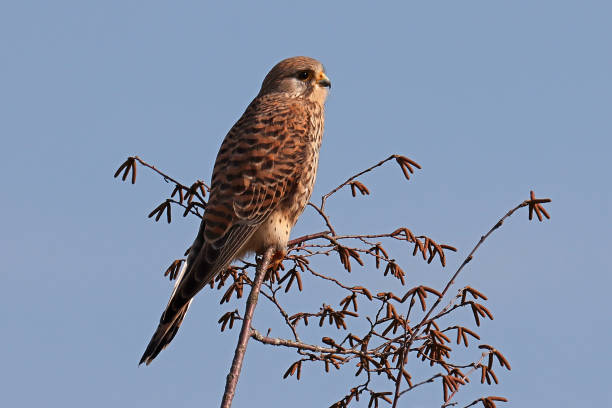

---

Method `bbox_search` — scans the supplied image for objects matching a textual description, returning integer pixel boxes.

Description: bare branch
[220,247,274,408]
[117,153,550,407]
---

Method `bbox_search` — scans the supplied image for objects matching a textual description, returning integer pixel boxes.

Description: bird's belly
[241,159,318,257]
[244,210,295,255]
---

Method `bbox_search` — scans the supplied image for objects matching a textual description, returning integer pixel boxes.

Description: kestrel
[140,56,331,365]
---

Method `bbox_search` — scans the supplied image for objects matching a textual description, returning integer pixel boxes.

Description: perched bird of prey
[140,56,331,365]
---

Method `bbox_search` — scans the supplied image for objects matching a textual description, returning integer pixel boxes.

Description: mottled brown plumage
[140,56,330,365]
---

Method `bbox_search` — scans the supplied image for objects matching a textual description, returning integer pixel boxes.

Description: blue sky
[1,1,610,407]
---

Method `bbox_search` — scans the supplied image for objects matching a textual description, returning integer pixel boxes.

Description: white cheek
[281,78,306,95]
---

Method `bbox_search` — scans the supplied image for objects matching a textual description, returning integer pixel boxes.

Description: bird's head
[259,56,331,104]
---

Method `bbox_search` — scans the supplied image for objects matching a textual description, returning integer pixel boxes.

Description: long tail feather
[139,259,194,365]
[139,301,191,365]
[139,221,256,365]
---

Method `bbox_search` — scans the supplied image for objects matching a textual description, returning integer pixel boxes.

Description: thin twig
[288,231,331,247]
[320,154,400,211]
[251,329,346,354]
[133,156,187,188]
[441,352,490,407]
[391,200,531,407]
[415,201,528,332]
[307,202,337,235]
[134,156,208,202]
[398,373,443,397]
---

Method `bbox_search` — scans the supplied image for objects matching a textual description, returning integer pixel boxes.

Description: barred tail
[139,259,194,366]
[139,301,191,365]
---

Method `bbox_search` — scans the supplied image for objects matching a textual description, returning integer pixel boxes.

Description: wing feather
[204,94,313,243]
[161,95,313,320]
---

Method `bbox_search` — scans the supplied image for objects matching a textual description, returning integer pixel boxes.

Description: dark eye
[297,70,311,81]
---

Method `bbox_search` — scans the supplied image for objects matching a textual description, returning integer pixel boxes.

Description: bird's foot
[264,249,287,280]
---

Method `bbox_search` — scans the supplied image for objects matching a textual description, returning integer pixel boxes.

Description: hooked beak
[316,72,331,88]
